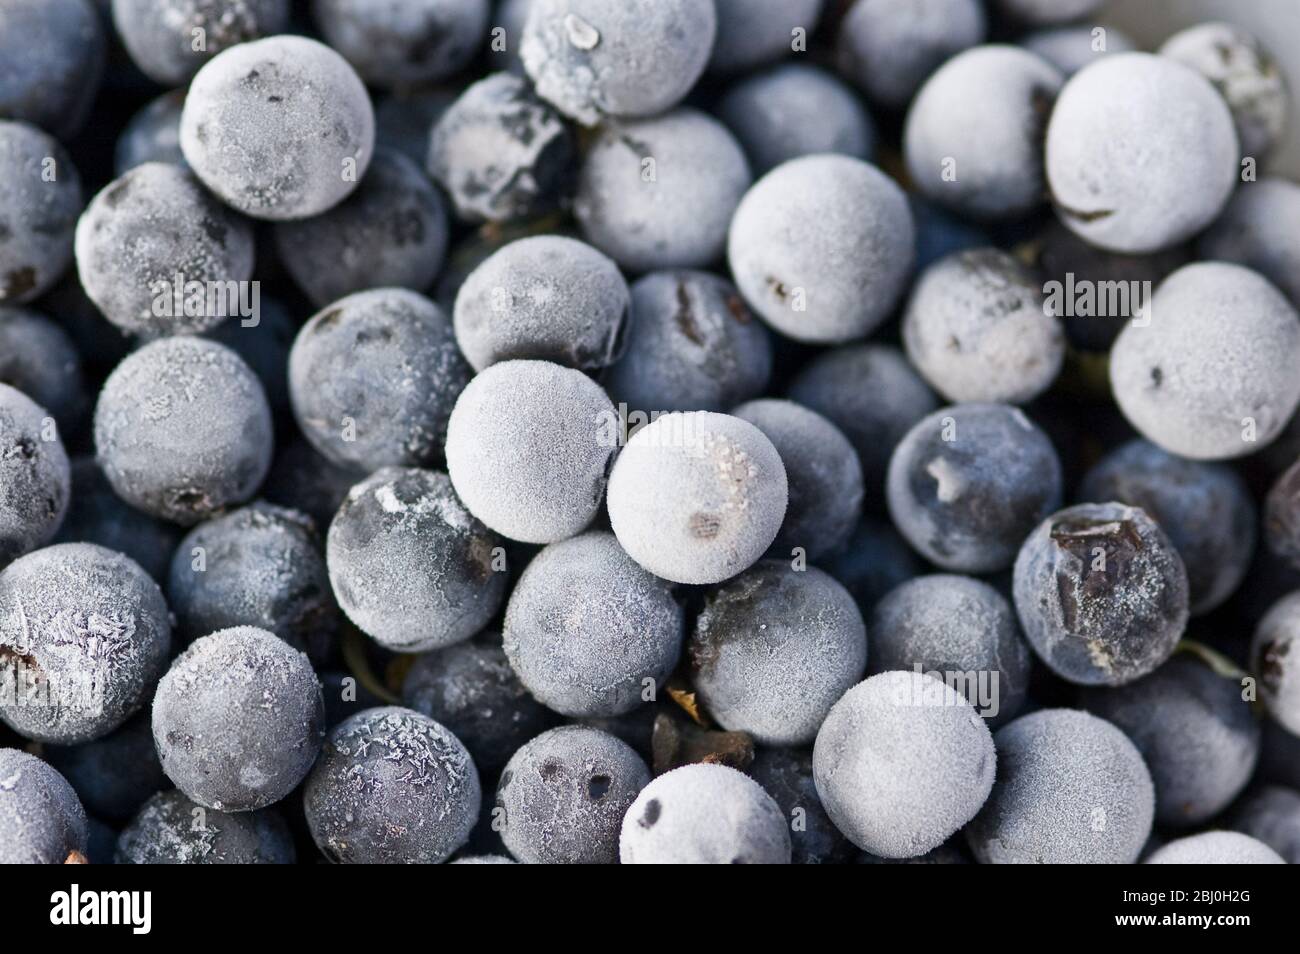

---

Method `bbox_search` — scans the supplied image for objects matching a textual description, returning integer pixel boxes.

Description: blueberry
[1266,456,1300,571]
[689,561,866,745]
[112,0,290,85]
[575,109,751,273]
[288,288,470,472]
[116,789,295,864]
[0,307,84,432]
[260,438,359,531]
[747,746,855,865]
[967,709,1154,864]
[75,162,256,338]
[0,0,105,141]
[1145,831,1284,865]
[428,72,574,224]
[1013,502,1189,686]
[887,403,1063,574]
[1197,177,1300,307]
[813,671,995,858]
[273,150,450,309]
[1253,591,1300,736]
[821,517,924,614]
[180,36,375,221]
[1081,655,1260,827]
[0,121,82,305]
[1110,262,1300,460]
[1022,25,1137,76]
[995,0,1103,27]
[620,763,791,864]
[607,411,788,584]
[45,713,166,825]
[1230,786,1300,864]
[728,155,914,344]
[453,236,628,372]
[1046,53,1238,253]
[153,626,325,812]
[94,337,274,525]
[326,467,506,653]
[0,543,171,744]
[114,90,187,176]
[496,725,650,864]
[304,706,481,864]
[0,748,87,864]
[709,0,823,74]
[503,531,683,717]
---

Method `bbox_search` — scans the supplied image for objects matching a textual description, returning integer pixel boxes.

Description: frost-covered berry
[0,544,171,744]
[968,709,1153,864]
[1013,502,1189,686]
[112,0,290,85]
[402,631,556,775]
[1160,21,1288,161]
[503,531,682,717]
[153,626,325,812]
[273,150,449,309]
[748,746,854,865]
[451,854,516,864]
[1110,262,1300,460]
[304,706,481,864]
[428,72,574,224]
[75,163,255,338]
[115,90,186,176]
[715,64,875,176]
[689,562,866,745]
[94,337,273,526]
[607,411,787,584]
[1230,786,1300,864]
[995,0,1102,26]
[1197,177,1300,307]
[787,345,937,497]
[45,713,165,824]
[521,0,716,126]
[0,0,105,141]
[823,517,924,613]
[731,400,862,561]
[604,270,772,415]
[289,288,470,472]
[1267,457,1300,571]
[0,384,73,565]
[1023,25,1136,77]
[575,109,751,273]
[836,0,986,110]
[1035,218,1190,352]
[869,575,1030,725]
[0,308,84,428]
[709,0,823,73]
[903,249,1064,405]
[1046,53,1238,253]
[116,789,295,864]
[445,360,615,544]
[887,404,1062,574]
[620,763,790,864]
[1145,831,1284,865]
[496,725,650,864]
[53,459,180,584]
[312,0,491,88]
[728,155,914,343]
[904,46,1063,220]
[1253,591,1300,736]
[0,748,87,864]
[180,36,375,221]
[0,122,82,305]
[204,296,296,420]
[1079,439,1255,615]
[813,671,995,858]
[327,468,506,653]
[453,236,628,372]
[167,503,337,660]
[1084,653,1260,827]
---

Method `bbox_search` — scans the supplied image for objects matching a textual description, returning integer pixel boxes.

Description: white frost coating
[812,671,995,858]
[968,708,1154,864]
[904,46,1063,220]
[112,0,290,86]
[521,0,716,125]
[728,154,914,344]
[1023,25,1136,77]
[1253,591,1300,736]
[0,383,70,566]
[0,121,82,305]
[619,763,791,864]
[0,748,87,864]
[902,248,1064,405]
[1046,53,1238,254]
[607,411,787,585]
[1110,263,1300,460]
[180,35,374,221]
[1145,831,1285,865]
[709,0,824,74]
[1198,177,1300,307]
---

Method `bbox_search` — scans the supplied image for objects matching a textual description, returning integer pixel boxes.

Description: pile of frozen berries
[3,0,1300,865]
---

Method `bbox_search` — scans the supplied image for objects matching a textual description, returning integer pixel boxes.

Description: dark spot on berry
[588,774,611,799]
[639,798,660,828]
